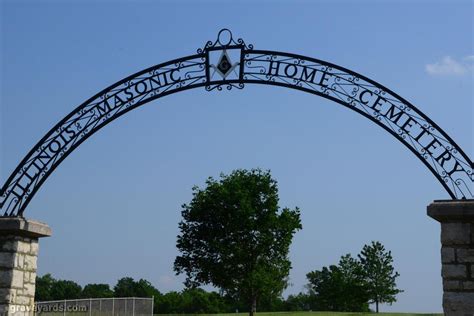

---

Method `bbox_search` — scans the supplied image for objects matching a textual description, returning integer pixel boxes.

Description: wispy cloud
[425,56,473,76]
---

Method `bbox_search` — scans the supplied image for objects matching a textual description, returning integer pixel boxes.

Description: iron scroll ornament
[1,29,473,217]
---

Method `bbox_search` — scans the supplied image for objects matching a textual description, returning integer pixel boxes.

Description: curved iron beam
[1,30,472,217]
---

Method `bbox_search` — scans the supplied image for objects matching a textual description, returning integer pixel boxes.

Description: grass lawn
[154,312,442,316]
[38,312,443,315]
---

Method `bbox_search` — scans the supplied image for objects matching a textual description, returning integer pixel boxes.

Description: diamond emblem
[210,49,239,79]
[217,53,232,76]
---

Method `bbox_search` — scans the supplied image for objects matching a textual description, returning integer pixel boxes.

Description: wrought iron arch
[1,29,473,217]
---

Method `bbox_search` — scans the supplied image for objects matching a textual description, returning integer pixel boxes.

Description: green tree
[50,280,82,300]
[258,294,285,312]
[337,254,370,311]
[35,274,55,301]
[284,293,310,311]
[113,277,136,297]
[81,283,114,298]
[306,254,369,312]
[179,288,230,313]
[113,277,160,298]
[155,291,183,313]
[174,169,302,316]
[36,274,82,301]
[358,241,403,312]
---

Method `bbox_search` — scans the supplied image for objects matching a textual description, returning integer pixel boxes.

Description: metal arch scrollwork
[1,29,472,217]
[240,50,473,200]
[197,28,254,54]
[0,54,208,217]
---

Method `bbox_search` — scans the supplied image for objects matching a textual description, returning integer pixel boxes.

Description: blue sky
[1,0,473,312]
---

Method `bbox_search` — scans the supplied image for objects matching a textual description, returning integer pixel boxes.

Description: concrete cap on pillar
[0,217,52,238]
[428,199,474,222]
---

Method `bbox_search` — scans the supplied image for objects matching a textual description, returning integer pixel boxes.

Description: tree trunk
[249,296,257,316]
[376,300,379,313]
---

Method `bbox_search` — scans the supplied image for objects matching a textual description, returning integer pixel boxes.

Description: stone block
[428,200,474,222]
[0,253,15,268]
[457,249,474,263]
[15,295,32,305]
[29,272,36,284]
[15,254,24,269]
[441,223,471,245]
[30,241,38,255]
[442,247,456,263]
[0,289,12,304]
[0,304,8,314]
[0,218,51,238]
[0,240,16,252]
[443,280,462,291]
[462,281,474,291]
[0,271,13,287]
[17,240,31,254]
[444,292,474,313]
[22,272,31,284]
[23,255,36,271]
[23,283,35,297]
[10,270,24,289]
[442,264,467,279]
[0,269,24,290]
[23,272,31,284]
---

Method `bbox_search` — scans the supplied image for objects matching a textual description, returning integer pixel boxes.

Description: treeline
[36,241,401,313]
[290,241,402,313]
[35,275,287,313]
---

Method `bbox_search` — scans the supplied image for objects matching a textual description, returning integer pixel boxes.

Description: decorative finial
[197,28,253,54]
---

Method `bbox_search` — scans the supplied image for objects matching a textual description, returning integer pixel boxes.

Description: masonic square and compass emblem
[203,29,247,83]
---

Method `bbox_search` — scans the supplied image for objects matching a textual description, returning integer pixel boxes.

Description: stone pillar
[0,218,51,315]
[428,199,474,315]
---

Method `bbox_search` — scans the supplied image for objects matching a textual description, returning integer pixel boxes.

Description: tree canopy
[35,242,402,314]
[113,277,161,298]
[35,274,56,302]
[81,283,114,298]
[306,254,369,312]
[174,168,302,316]
[358,241,403,312]
[35,274,82,301]
[305,241,402,312]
